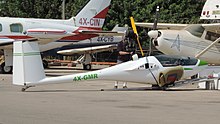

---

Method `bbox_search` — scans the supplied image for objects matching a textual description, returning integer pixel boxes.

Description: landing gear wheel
[21,88,26,92]
[43,60,48,69]
[161,86,167,91]
[83,64,91,70]
[1,62,12,74]
[21,86,33,92]
[151,84,161,90]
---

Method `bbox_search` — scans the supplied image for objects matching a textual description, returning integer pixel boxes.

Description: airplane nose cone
[148,30,159,39]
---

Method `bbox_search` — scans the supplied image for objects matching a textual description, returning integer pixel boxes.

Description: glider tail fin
[13,41,46,86]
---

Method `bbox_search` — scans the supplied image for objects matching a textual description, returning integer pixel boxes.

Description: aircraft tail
[13,41,46,86]
[73,0,111,29]
[200,0,220,19]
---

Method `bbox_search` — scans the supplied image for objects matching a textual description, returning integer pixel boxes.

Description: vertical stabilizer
[13,41,46,86]
[200,0,220,19]
[74,0,111,29]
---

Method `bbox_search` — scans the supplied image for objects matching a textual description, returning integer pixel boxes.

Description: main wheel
[1,62,12,74]
[83,64,91,70]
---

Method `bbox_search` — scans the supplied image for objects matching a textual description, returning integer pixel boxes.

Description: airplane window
[185,25,205,38]
[205,31,220,42]
[10,23,23,33]
[0,23,2,32]
[179,57,198,66]
[155,55,198,67]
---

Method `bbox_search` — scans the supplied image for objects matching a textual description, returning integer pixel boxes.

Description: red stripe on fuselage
[60,34,98,41]
[0,35,33,40]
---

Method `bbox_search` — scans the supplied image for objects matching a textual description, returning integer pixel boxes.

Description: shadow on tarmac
[23,87,203,93]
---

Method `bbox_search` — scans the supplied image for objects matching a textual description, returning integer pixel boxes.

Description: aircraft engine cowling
[158,66,184,87]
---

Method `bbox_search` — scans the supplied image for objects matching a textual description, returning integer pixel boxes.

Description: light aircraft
[12,40,208,91]
[135,0,220,65]
[55,25,127,70]
[0,0,123,73]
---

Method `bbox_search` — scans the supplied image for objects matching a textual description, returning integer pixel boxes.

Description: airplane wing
[135,22,188,30]
[202,23,220,32]
[0,38,38,47]
[0,39,16,47]
[79,24,128,36]
[26,28,74,44]
[57,44,117,55]
[78,30,125,36]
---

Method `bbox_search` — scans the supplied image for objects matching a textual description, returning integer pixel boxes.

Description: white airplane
[0,0,123,73]
[135,0,220,65]
[200,0,220,20]
[12,40,208,91]
[55,25,127,70]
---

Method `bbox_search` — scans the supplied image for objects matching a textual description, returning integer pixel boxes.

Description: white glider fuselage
[37,56,206,86]
[37,57,158,85]
[12,41,208,89]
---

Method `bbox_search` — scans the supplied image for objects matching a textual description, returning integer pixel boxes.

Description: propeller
[130,17,145,57]
[148,6,160,56]
[153,6,160,30]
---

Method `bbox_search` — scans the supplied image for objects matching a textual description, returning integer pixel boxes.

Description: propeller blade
[130,17,138,35]
[153,6,160,30]
[130,17,145,57]
[149,6,160,56]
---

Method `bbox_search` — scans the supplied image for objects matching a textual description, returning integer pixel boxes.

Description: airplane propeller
[148,6,160,56]
[153,6,159,30]
[130,17,145,57]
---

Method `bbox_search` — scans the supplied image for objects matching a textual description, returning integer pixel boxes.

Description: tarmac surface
[0,65,220,124]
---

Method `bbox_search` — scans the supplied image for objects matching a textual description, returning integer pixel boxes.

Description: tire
[1,62,13,74]
[83,64,91,70]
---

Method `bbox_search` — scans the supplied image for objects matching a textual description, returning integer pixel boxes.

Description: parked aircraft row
[0,0,219,91]
[45,25,126,70]
[0,0,126,73]
[12,41,208,91]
